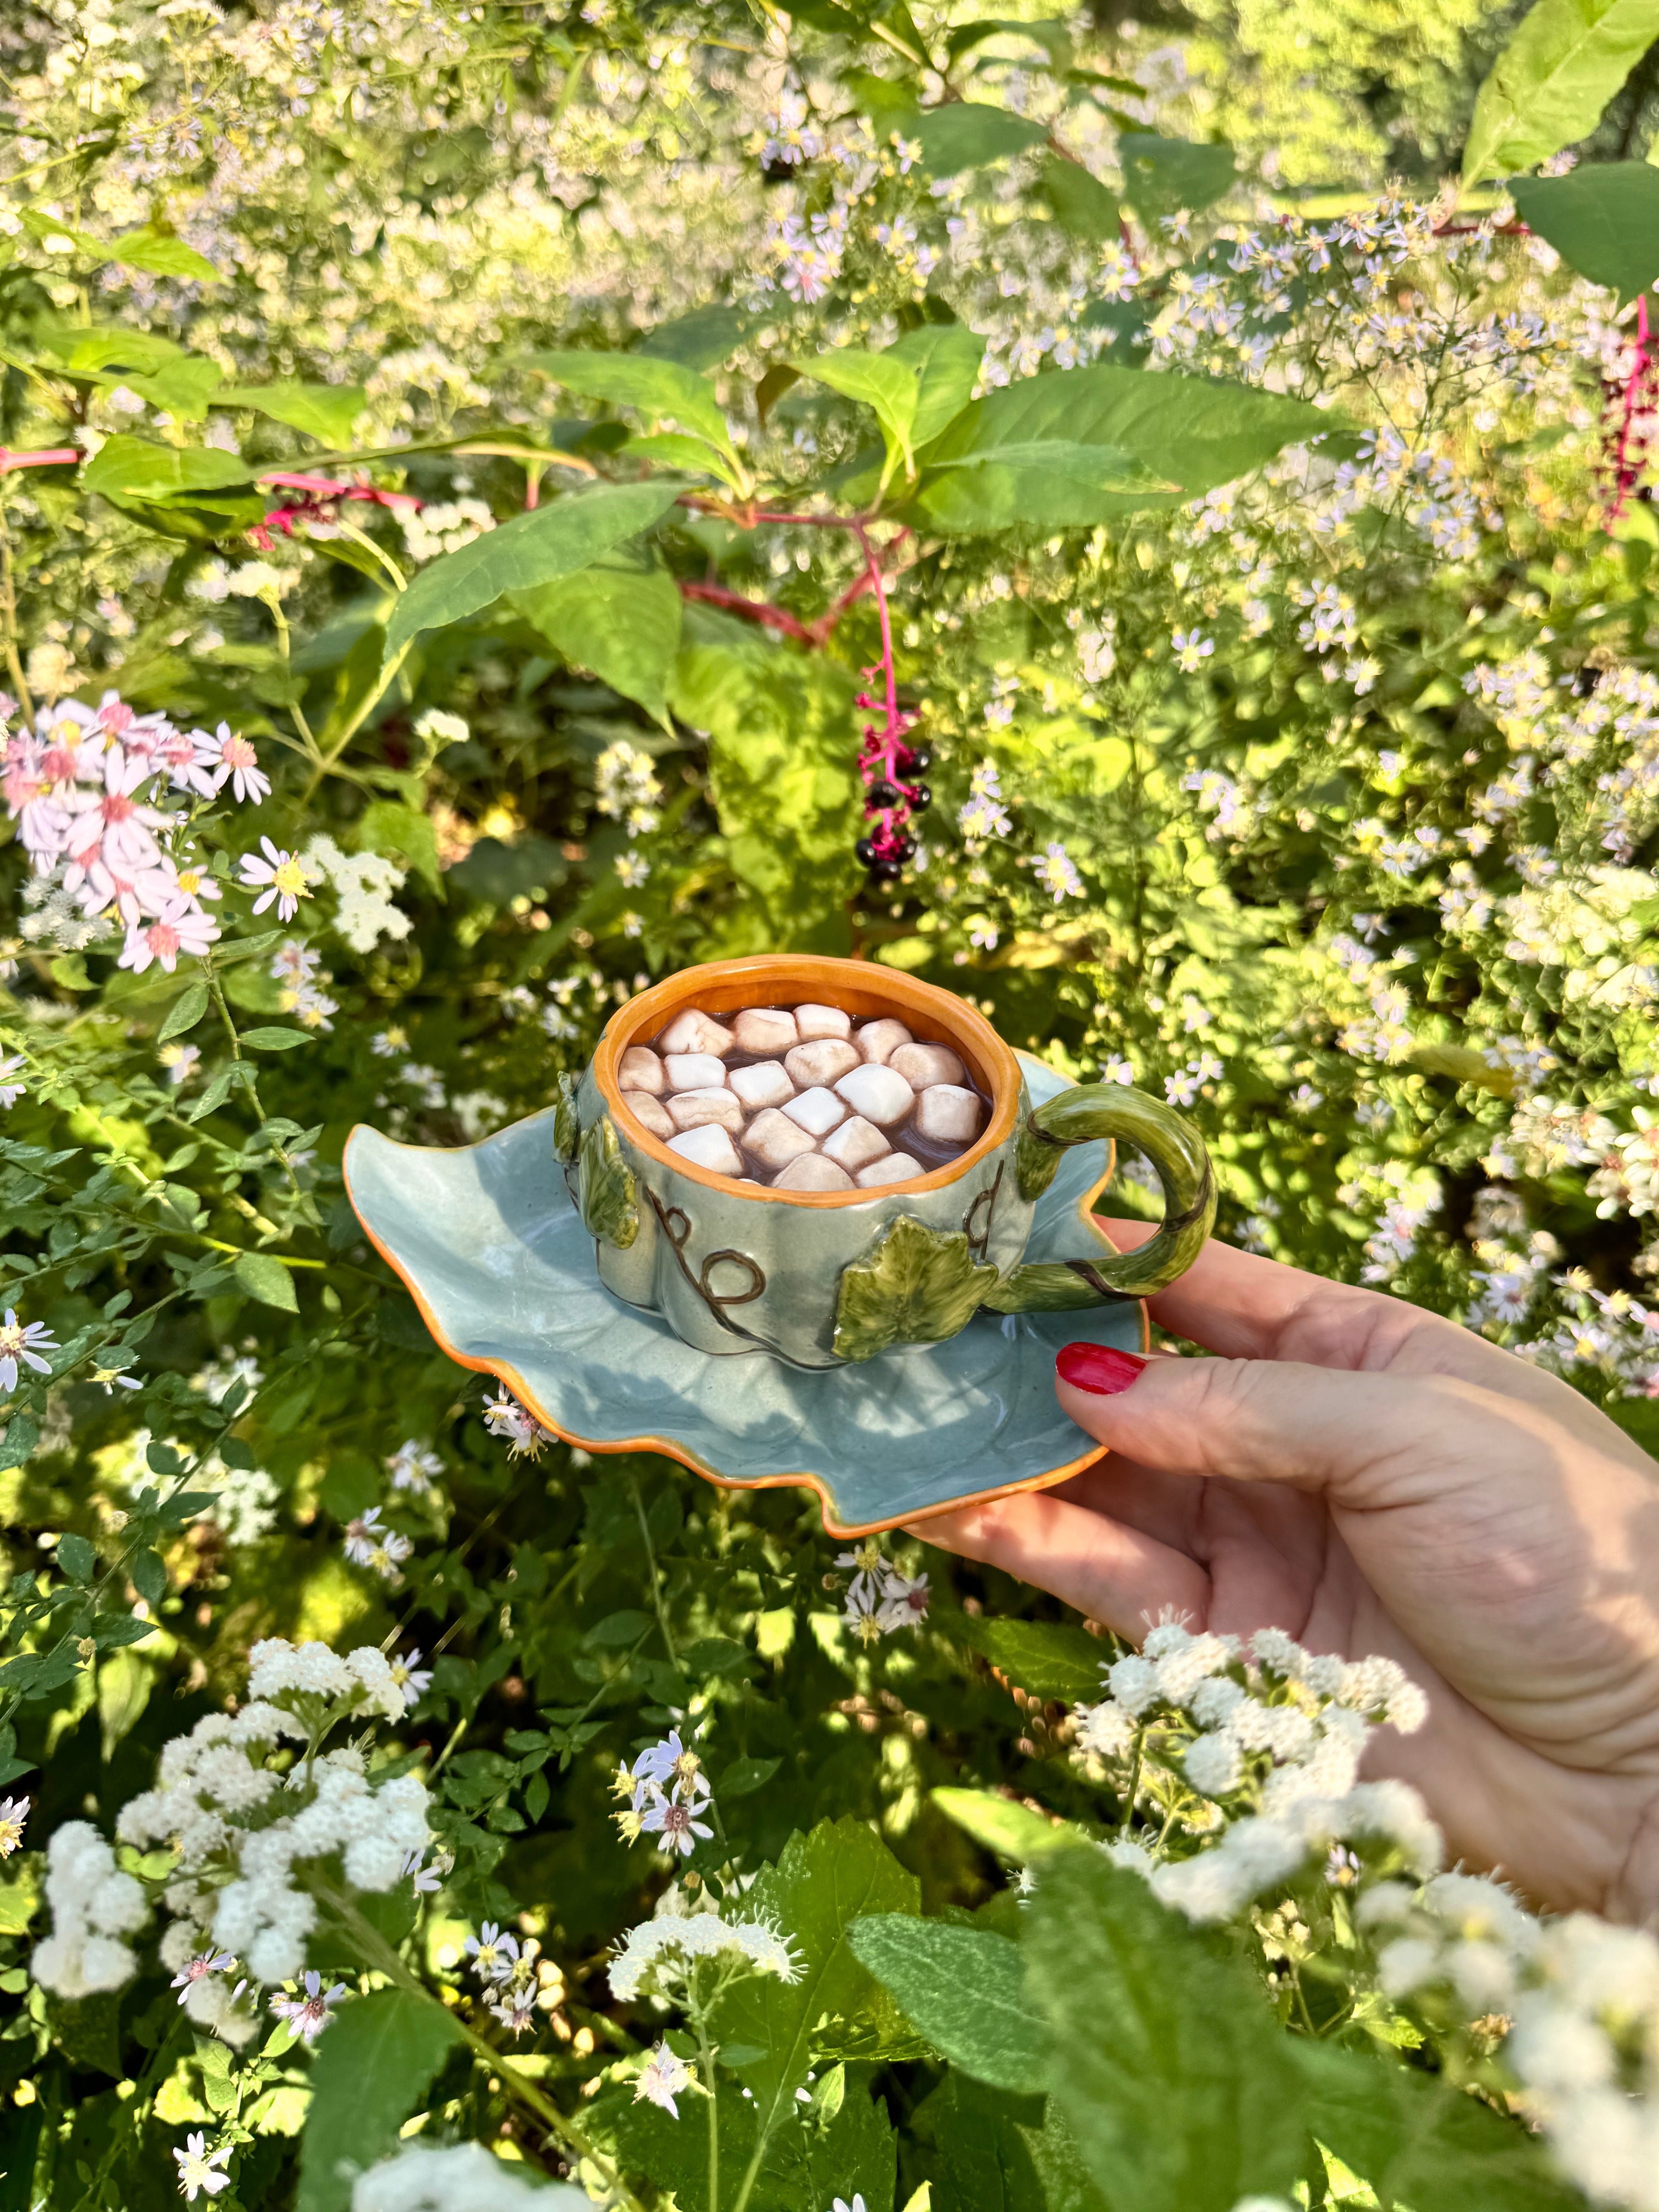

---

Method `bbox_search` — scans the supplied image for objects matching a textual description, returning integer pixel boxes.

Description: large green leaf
[886,322,986,445]
[82,436,252,501]
[912,364,1331,530]
[295,1989,462,2212]
[1117,135,1237,222]
[1025,1852,1310,2212]
[383,479,681,660]
[587,2066,894,2212]
[793,347,920,483]
[847,1917,1046,2090]
[1462,0,1659,183]
[512,553,683,723]
[912,102,1049,173]
[931,438,1174,493]
[120,356,225,421]
[707,1816,921,2142]
[37,325,184,377]
[1510,162,1659,299]
[107,227,221,281]
[667,609,862,953]
[525,348,737,464]
[218,381,368,445]
[1296,2041,1583,2212]
[637,304,751,369]
[1039,153,1123,242]
[914,2073,1108,2212]
[949,1614,1110,1701]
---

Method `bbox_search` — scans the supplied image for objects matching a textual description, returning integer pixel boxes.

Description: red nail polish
[1056,1343,1147,1395]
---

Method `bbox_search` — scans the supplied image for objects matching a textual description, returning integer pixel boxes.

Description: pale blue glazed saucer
[343,1054,1146,1536]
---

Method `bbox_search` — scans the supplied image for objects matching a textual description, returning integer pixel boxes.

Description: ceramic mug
[553,954,1214,1370]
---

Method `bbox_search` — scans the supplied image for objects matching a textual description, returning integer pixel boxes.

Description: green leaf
[37,324,184,377]
[526,348,737,462]
[357,799,444,896]
[511,554,683,723]
[1462,0,1659,183]
[931,438,1175,493]
[914,2072,1108,2212]
[295,1989,463,2212]
[575,1115,639,1249]
[130,1547,167,1608]
[81,436,252,501]
[1038,153,1123,242]
[718,1754,782,1798]
[218,381,369,445]
[107,227,221,281]
[1026,1853,1309,2212]
[121,356,226,421]
[239,1027,314,1051]
[55,1532,97,1583]
[1510,161,1659,299]
[949,1616,1110,1701]
[848,1917,1046,2090]
[887,322,985,446]
[1296,2040,1583,2212]
[793,348,920,484]
[833,1215,999,1362]
[709,1816,922,2131]
[931,1786,1093,1863]
[233,1250,299,1312]
[619,429,733,479]
[912,364,1337,531]
[383,479,681,660]
[157,982,211,1042]
[911,103,1049,174]
[637,305,751,369]
[1116,134,1237,222]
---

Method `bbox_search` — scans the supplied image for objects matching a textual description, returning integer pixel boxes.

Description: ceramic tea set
[343,955,1215,1535]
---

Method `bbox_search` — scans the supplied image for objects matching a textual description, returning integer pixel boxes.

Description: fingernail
[1056,1343,1148,1396]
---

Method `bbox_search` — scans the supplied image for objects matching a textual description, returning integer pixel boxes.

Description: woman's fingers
[1051,1343,1519,1510]
[911,1487,1210,1637]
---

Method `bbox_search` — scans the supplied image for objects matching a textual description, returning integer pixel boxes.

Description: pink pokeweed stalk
[0,448,78,472]
[850,520,927,886]
[249,471,421,551]
[1604,294,1657,523]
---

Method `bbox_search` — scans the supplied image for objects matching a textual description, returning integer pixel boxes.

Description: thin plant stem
[630,1470,678,1669]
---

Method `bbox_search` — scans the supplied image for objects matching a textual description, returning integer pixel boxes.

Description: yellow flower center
[272,858,308,897]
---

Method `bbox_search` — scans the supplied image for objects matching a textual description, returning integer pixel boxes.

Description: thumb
[1054,1341,1510,1508]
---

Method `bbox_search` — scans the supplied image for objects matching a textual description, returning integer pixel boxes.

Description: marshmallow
[781,1085,847,1138]
[835,1062,914,1128]
[773,1154,855,1192]
[741,1107,817,1175]
[657,1008,735,1057]
[663,1052,728,1092]
[667,1124,743,1175]
[667,1088,744,1133]
[821,1115,890,1173]
[913,1083,983,1145]
[621,1090,675,1139]
[889,1041,965,1090]
[785,1039,861,1089]
[618,1046,666,1094]
[855,1018,913,1065]
[728,1060,795,1112]
[856,1152,924,1187]
[793,1002,852,1041]
[732,1007,799,1054]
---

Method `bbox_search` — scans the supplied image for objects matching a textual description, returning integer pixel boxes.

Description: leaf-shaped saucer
[343,1054,1147,1538]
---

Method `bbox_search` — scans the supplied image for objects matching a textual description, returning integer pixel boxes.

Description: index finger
[1096,1218,1499,1382]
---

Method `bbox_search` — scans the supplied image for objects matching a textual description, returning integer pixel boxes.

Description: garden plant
[6,0,1659,2205]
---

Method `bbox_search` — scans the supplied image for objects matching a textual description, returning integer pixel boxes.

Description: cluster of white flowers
[29,1640,435,2020]
[401,496,494,565]
[303,834,412,953]
[30,1822,149,1999]
[460,1920,551,2036]
[351,2140,584,2211]
[608,1893,796,2003]
[594,740,662,836]
[482,1385,556,1460]
[1077,1621,1436,1923]
[835,1539,931,1644]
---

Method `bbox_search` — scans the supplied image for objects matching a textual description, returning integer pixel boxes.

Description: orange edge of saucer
[340,1055,1147,1540]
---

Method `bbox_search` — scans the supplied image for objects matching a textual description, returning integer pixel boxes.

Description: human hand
[917,1224,1659,1919]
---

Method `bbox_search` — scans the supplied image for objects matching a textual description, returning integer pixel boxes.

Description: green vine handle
[984,1084,1216,1313]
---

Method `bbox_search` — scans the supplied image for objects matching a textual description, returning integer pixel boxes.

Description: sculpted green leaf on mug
[833,1216,1001,1364]
[576,1115,639,1249]
[552,1071,582,1166]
